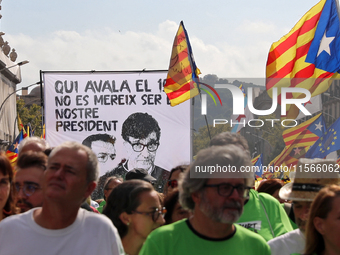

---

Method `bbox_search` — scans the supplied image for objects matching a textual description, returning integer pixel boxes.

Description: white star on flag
[317,32,335,56]
[315,121,323,131]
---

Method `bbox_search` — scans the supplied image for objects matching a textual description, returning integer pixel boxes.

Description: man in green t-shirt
[210,132,293,241]
[140,145,271,255]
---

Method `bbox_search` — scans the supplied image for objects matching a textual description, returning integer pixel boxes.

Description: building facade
[0,51,22,148]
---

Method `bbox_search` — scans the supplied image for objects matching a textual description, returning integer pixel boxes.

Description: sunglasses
[167,180,178,189]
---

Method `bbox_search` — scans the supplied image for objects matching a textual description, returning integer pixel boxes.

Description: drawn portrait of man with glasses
[82,133,117,176]
[113,112,170,192]
[91,112,170,200]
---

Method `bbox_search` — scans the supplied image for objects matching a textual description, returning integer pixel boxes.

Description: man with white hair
[18,136,50,154]
[210,132,293,241]
[140,145,270,255]
[0,141,124,255]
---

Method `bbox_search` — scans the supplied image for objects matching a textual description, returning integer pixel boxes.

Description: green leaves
[17,99,42,137]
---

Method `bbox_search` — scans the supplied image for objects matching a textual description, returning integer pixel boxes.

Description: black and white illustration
[43,71,191,196]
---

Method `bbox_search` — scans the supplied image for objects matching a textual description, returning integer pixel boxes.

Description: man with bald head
[18,136,50,154]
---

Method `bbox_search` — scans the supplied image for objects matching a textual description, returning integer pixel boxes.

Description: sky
[1,0,321,91]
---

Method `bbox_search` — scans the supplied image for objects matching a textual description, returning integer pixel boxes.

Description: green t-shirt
[236,189,293,241]
[97,200,106,214]
[139,219,271,255]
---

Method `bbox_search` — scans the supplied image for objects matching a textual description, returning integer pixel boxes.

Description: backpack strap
[258,193,275,238]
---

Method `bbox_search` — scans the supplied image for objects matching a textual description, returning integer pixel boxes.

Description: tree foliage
[193,123,232,156]
[16,99,43,137]
[257,114,285,164]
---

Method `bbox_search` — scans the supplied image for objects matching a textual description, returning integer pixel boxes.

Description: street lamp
[322,111,336,121]
[246,131,273,157]
[323,92,340,100]
[0,81,41,119]
[0,60,29,73]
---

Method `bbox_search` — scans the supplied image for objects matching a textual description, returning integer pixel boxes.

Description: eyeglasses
[132,207,167,222]
[128,141,159,152]
[15,183,41,197]
[167,180,178,189]
[204,183,250,198]
[97,152,116,163]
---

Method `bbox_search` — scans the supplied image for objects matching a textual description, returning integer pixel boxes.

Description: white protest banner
[42,71,191,193]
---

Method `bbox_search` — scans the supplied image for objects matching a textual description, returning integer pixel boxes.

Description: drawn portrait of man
[92,113,170,199]
[117,112,170,191]
[82,133,116,176]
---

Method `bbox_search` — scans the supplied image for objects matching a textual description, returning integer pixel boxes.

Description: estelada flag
[251,154,263,179]
[271,113,327,168]
[266,0,340,120]
[6,130,24,169]
[164,21,201,106]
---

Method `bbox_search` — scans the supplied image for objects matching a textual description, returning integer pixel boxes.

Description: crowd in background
[0,133,339,255]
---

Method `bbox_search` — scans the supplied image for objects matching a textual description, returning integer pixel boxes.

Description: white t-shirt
[0,208,125,255]
[268,229,305,255]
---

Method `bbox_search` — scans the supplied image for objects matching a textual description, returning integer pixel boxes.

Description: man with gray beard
[139,145,271,255]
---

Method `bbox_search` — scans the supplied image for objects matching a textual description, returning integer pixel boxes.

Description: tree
[16,99,43,137]
[257,114,285,164]
[193,123,232,156]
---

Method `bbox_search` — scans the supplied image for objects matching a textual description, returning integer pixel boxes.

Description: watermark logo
[198,83,223,112]
[200,84,312,128]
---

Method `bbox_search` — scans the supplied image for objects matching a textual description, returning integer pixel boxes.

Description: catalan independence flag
[266,0,340,120]
[164,21,201,106]
[251,154,263,179]
[6,130,24,168]
[271,113,327,168]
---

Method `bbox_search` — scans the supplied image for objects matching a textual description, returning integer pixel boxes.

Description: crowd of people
[0,132,339,255]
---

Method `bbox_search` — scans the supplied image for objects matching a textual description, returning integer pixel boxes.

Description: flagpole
[246,131,273,152]
[0,81,40,120]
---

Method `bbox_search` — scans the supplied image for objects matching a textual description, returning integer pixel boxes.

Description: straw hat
[279,158,340,201]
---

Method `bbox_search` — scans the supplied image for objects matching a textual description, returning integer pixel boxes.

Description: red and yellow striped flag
[41,124,45,139]
[164,21,200,106]
[18,115,27,138]
[266,0,340,120]
[270,113,326,168]
[6,130,24,169]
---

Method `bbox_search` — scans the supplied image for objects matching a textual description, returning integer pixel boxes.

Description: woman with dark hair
[257,179,285,203]
[163,165,188,195]
[305,185,340,255]
[103,180,165,255]
[163,188,189,225]
[0,152,16,221]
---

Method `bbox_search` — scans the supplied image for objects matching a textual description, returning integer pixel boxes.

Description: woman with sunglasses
[0,152,17,221]
[103,180,165,255]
